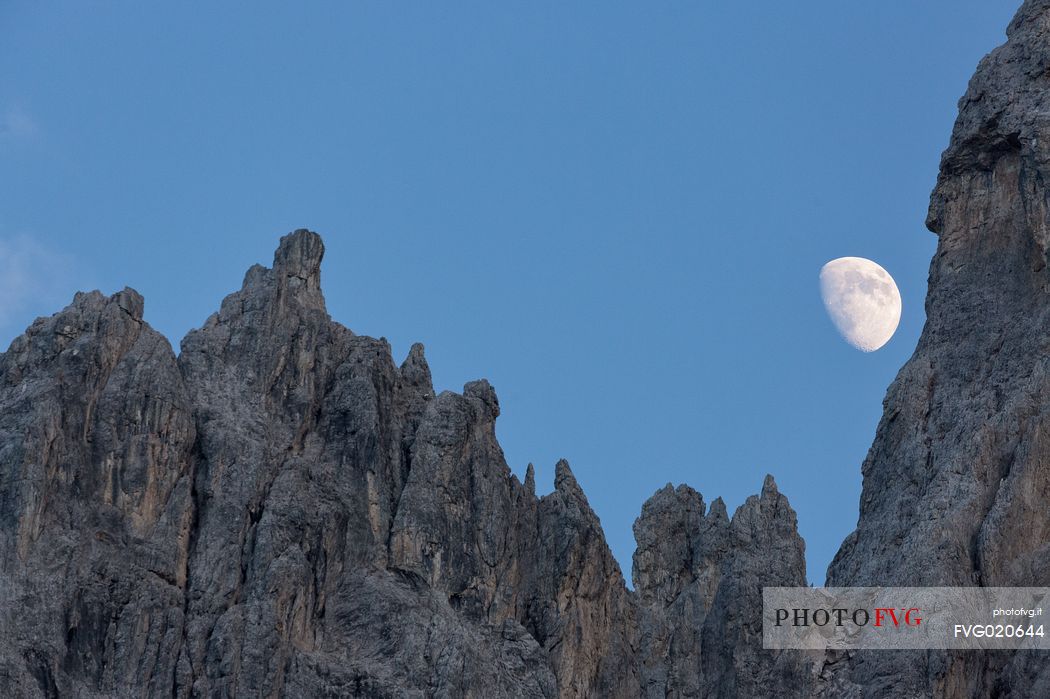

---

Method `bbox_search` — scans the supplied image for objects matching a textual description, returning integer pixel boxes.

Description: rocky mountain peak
[112,287,145,321]
[761,473,778,497]
[631,476,809,697]
[399,342,432,388]
[553,458,583,497]
[273,228,324,288]
[464,377,501,418]
[524,462,537,495]
[0,230,814,697]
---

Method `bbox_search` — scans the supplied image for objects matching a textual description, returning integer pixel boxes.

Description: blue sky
[0,1,1018,584]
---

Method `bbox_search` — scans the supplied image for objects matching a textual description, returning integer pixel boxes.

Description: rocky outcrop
[824,1,1050,696]
[0,231,809,697]
[633,478,811,698]
[0,288,196,697]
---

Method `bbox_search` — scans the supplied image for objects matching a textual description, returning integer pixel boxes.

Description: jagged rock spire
[0,230,813,697]
[273,229,324,290]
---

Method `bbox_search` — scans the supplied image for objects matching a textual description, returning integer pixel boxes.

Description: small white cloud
[0,234,78,334]
[0,105,40,143]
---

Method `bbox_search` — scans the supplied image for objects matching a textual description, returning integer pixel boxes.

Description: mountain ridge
[6,0,1050,694]
[0,230,810,697]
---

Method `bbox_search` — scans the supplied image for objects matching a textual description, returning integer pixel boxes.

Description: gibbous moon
[819,257,901,352]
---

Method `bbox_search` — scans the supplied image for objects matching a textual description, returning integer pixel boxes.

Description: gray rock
[823,1,1050,696]
[0,287,195,697]
[634,477,813,698]
[0,230,810,697]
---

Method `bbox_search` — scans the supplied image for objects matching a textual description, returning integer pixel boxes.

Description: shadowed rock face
[823,1,1050,696]
[633,478,810,698]
[0,230,810,697]
[0,288,196,697]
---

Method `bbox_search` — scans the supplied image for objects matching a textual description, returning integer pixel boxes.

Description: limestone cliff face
[0,289,196,696]
[633,478,809,698]
[0,231,809,698]
[824,1,1050,696]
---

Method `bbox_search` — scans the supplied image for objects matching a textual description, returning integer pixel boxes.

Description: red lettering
[874,607,904,627]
